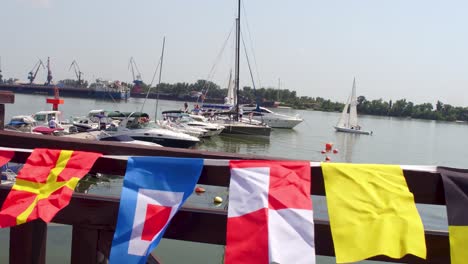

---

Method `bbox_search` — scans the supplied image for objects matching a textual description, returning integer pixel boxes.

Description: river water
[2,94,463,263]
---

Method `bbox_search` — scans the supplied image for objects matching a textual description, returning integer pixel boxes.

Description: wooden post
[10,220,47,264]
[0,91,15,130]
[71,226,99,264]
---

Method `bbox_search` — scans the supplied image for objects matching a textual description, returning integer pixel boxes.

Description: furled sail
[225,71,236,105]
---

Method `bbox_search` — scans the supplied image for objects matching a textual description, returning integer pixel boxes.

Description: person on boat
[98,113,107,130]
[48,117,61,129]
[193,104,201,115]
[239,107,244,120]
[182,102,189,113]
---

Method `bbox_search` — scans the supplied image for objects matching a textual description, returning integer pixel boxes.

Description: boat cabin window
[35,115,46,122]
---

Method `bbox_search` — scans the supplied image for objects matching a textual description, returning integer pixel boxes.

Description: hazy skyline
[2,0,468,106]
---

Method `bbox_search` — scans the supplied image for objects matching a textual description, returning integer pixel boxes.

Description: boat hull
[131,136,198,148]
[220,122,271,137]
[334,126,371,135]
[252,117,302,129]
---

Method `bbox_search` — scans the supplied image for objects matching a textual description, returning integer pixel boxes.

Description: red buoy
[325,143,333,151]
[333,149,339,154]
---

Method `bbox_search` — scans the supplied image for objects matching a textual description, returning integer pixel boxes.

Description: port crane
[128,57,144,94]
[28,59,45,84]
[69,60,83,85]
[128,57,143,85]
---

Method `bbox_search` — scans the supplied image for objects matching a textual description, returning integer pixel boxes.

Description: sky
[2,0,468,106]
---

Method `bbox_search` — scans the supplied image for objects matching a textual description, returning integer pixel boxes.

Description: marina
[2,0,468,263]
[0,89,464,263]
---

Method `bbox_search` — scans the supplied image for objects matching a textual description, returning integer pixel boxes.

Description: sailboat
[334,78,371,135]
[204,0,271,137]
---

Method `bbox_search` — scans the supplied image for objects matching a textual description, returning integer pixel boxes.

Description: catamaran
[334,78,371,135]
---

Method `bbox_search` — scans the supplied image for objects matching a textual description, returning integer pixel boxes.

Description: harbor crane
[69,60,83,85]
[46,57,53,85]
[128,57,144,94]
[28,59,45,84]
[128,57,143,85]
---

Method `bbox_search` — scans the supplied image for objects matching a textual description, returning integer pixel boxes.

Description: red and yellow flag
[0,149,101,227]
[0,150,14,168]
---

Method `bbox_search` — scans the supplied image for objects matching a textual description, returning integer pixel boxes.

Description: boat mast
[278,78,280,101]
[155,36,166,120]
[234,0,241,121]
[46,57,53,86]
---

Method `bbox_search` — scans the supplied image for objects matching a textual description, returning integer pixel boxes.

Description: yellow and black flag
[439,167,468,264]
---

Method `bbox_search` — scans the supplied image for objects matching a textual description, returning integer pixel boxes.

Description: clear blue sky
[2,0,468,106]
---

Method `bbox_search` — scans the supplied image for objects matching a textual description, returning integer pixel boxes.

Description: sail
[337,94,351,128]
[226,71,236,105]
[348,78,359,127]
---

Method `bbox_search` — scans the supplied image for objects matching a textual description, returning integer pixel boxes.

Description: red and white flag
[225,160,315,264]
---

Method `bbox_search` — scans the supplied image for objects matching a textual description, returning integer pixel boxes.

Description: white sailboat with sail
[334,78,371,135]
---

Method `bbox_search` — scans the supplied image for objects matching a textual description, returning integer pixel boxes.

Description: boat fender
[325,143,333,151]
[333,149,339,154]
[325,156,331,162]
[195,186,206,193]
[321,150,326,154]
[214,196,223,204]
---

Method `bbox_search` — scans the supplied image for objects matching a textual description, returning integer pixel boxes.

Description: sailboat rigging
[334,78,371,135]
[234,0,241,121]
[203,0,271,137]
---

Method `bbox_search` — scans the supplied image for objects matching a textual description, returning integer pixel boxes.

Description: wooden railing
[0,130,450,264]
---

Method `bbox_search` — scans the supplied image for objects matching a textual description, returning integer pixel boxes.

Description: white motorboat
[105,118,200,148]
[334,78,371,135]
[162,110,225,137]
[5,115,37,133]
[157,119,208,138]
[242,105,303,129]
[61,130,163,147]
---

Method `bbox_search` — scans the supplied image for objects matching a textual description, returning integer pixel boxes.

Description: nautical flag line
[109,156,203,264]
[321,163,426,263]
[0,149,101,227]
[225,160,315,264]
[439,167,468,264]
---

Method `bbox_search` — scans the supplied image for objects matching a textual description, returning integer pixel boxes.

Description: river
[2,94,463,263]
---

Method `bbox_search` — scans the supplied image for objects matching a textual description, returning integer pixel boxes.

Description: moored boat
[242,104,303,129]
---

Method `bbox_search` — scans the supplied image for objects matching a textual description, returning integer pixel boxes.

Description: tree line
[137,80,468,122]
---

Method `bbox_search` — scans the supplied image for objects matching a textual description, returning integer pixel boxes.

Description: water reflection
[334,132,358,163]
[197,134,270,155]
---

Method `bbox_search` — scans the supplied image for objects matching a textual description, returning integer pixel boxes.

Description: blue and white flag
[109,156,203,264]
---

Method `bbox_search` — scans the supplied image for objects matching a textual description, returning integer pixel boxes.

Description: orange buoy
[321,150,326,154]
[325,156,331,162]
[333,149,339,154]
[325,143,333,151]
